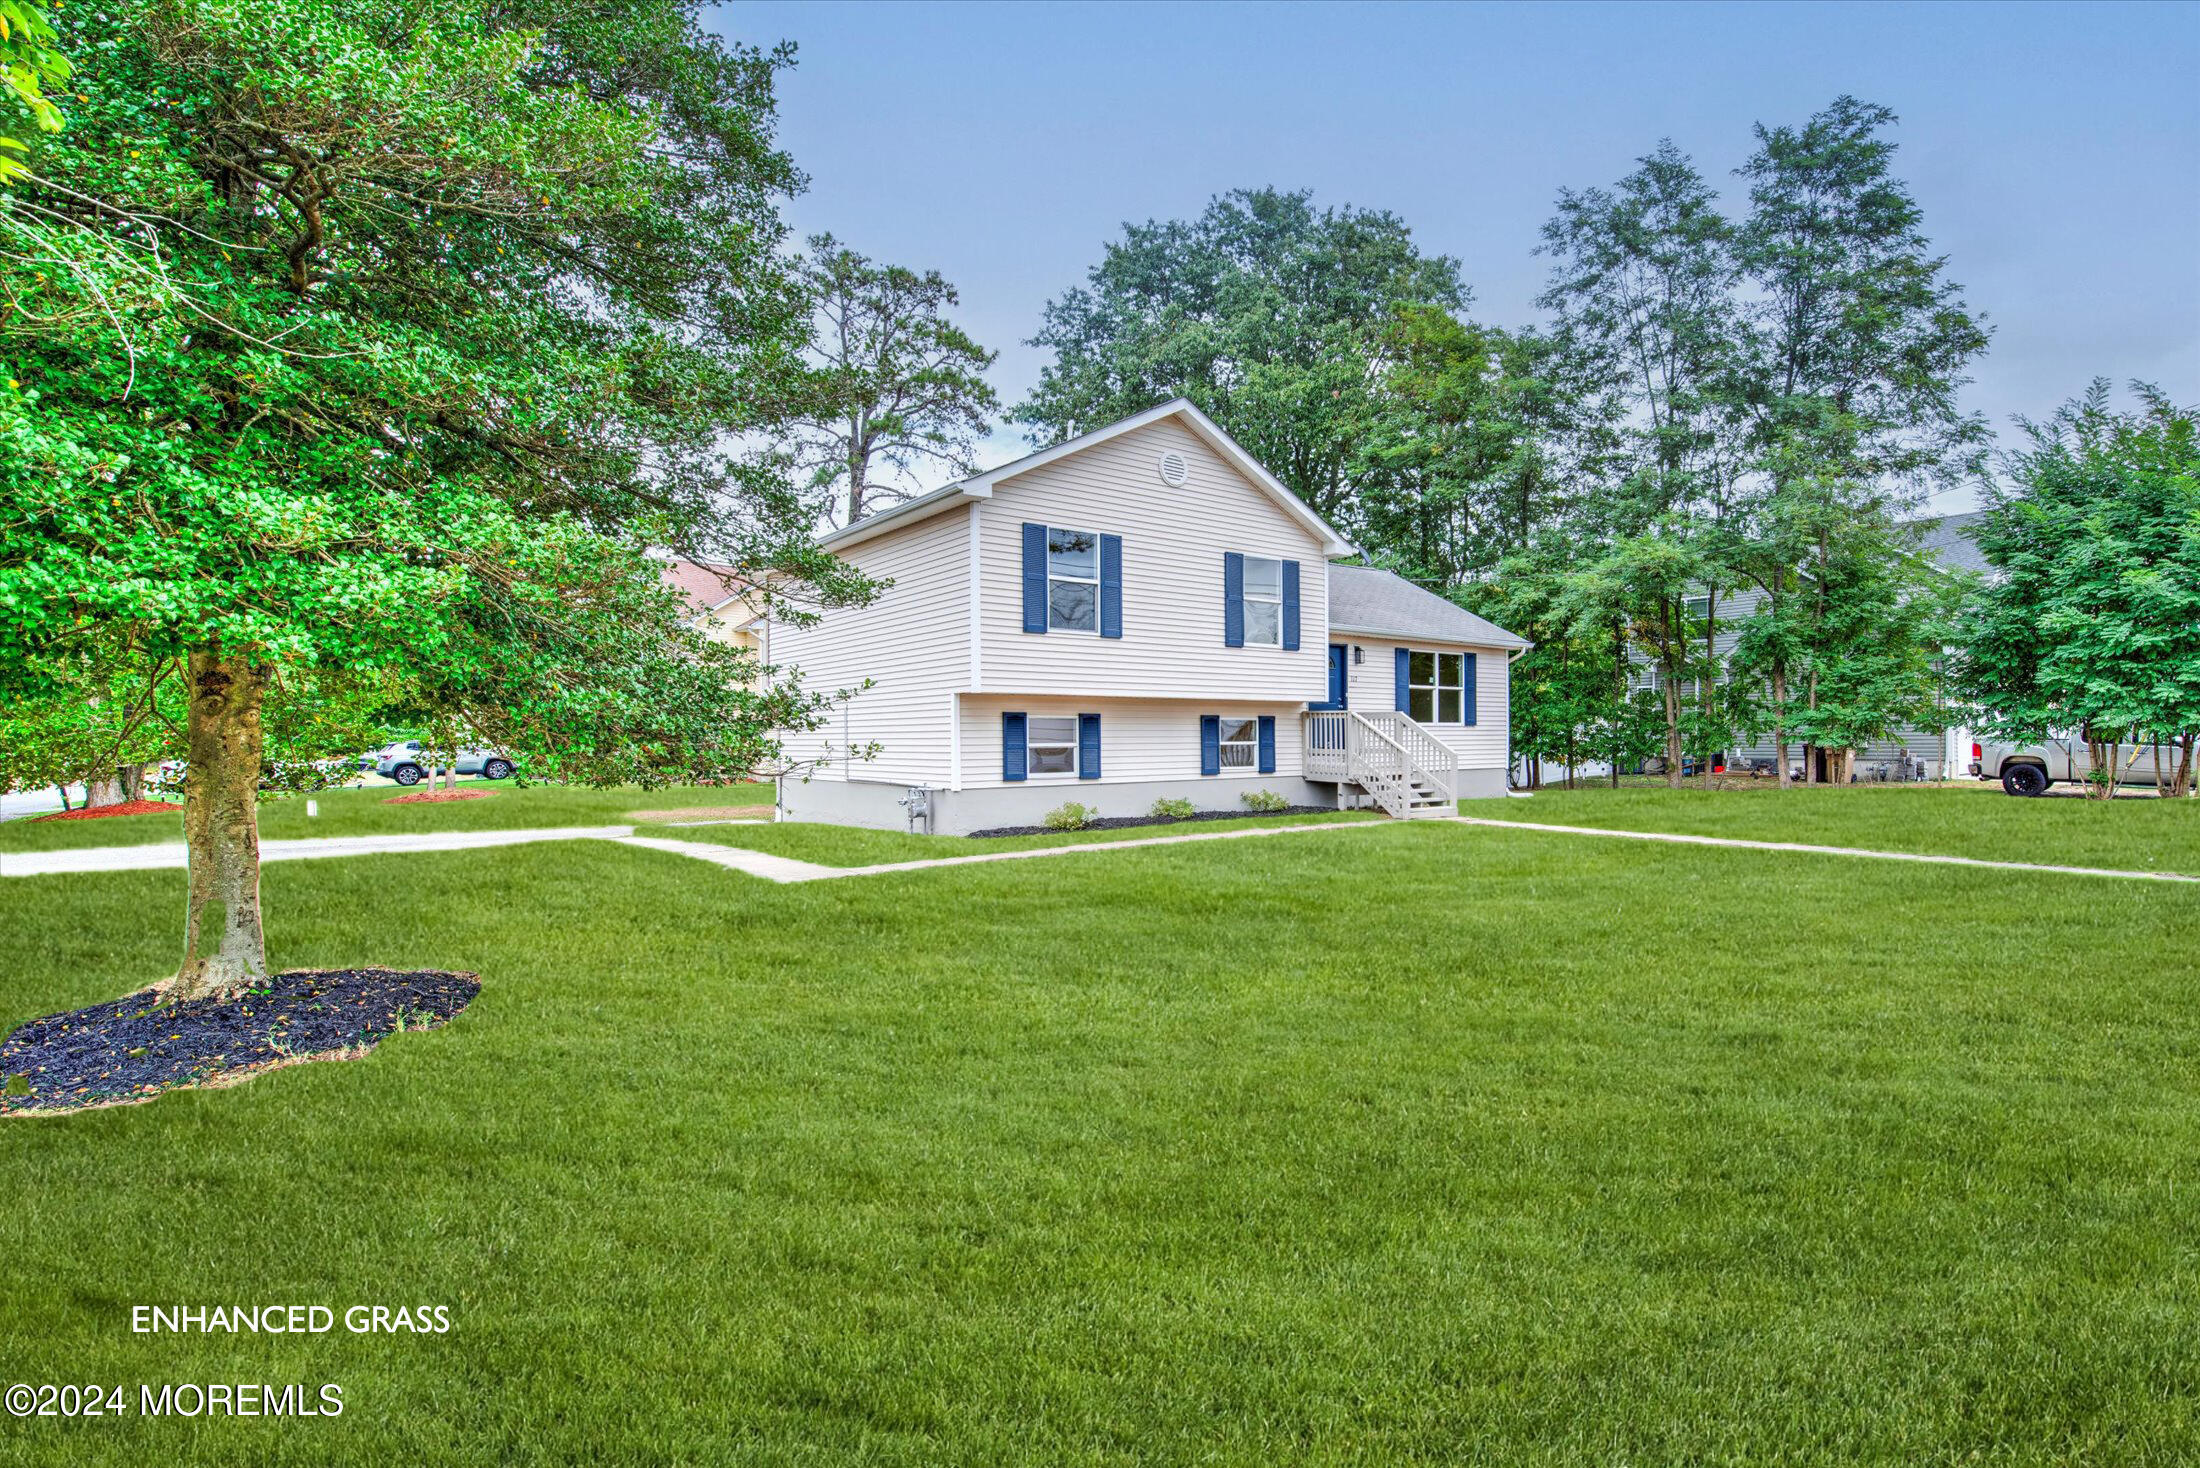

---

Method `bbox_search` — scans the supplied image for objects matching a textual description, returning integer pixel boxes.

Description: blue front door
[1326,644,1348,710]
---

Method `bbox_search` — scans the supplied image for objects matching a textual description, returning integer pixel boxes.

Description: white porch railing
[1301,710,1458,819]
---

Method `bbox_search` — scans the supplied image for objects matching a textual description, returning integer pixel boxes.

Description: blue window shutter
[1099,534,1123,639]
[1021,523,1047,634]
[1257,715,1276,774]
[1222,552,1245,647]
[1199,715,1221,776]
[1281,560,1301,650]
[1394,648,1411,713]
[1002,712,1027,781]
[1078,713,1101,779]
[1462,653,1478,726]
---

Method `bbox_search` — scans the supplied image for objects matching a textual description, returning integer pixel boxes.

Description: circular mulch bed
[382,789,489,804]
[0,969,479,1117]
[33,800,178,822]
[968,805,1340,839]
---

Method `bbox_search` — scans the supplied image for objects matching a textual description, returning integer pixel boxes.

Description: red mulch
[33,800,177,822]
[382,790,490,805]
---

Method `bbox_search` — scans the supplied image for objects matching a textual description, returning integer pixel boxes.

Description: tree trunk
[120,763,149,801]
[1701,590,1717,790]
[84,774,127,808]
[1662,667,1684,789]
[175,648,270,1001]
[2083,731,2122,802]
[2177,734,2197,798]
[1772,665,1791,790]
[1802,670,1820,785]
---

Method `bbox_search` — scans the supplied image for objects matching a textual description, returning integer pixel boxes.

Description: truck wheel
[2002,763,2050,797]
[392,764,425,787]
[482,759,514,781]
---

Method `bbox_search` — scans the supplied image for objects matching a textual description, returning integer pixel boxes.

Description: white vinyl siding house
[769,507,970,787]
[768,400,1528,833]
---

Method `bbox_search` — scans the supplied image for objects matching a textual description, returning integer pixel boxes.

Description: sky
[715,0,2199,510]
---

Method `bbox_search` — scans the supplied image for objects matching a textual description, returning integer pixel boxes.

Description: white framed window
[1047,527,1099,633]
[1217,716,1260,770]
[1684,594,1711,622]
[1027,715,1079,776]
[1408,650,1466,724]
[1241,556,1283,646]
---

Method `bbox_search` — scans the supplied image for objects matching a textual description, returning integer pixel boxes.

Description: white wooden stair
[1302,710,1458,820]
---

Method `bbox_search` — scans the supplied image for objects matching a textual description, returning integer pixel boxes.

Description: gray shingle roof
[1327,564,1531,649]
[1908,510,1991,576]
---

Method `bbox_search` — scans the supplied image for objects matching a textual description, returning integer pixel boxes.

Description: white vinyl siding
[959,696,1304,789]
[979,420,1328,701]
[771,511,969,784]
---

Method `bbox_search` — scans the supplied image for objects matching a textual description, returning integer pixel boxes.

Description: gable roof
[660,556,752,617]
[819,399,1356,557]
[1908,509,1991,576]
[1329,564,1531,650]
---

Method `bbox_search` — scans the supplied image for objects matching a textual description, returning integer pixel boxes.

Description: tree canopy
[1954,380,2200,795]
[1,0,873,993]
[1016,186,1466,526]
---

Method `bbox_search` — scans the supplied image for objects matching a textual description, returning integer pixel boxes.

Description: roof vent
[1157,450,1189,487]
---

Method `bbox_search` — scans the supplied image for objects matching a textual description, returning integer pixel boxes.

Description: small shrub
[1148,797,1196,821]
[1043,801,1097,831]
[1240,789,1290,813]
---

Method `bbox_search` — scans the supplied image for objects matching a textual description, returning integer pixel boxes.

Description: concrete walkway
[6,815,2193,888]
[1448,816,2200,885]
[0,826,638,878]
[614,818,1391,884]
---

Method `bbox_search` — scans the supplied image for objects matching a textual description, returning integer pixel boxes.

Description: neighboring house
[766,399,1530,834]
[1625,510,1988,780]
[660,556,765,655]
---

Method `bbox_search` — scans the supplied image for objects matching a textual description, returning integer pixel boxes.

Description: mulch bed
[33,800,178,822]
[968,805,1338,839]
[0,969,479,1117]
[383,789,490,804]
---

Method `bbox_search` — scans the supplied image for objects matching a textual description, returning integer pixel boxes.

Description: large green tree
[1,0,871,997]
[779,233,999,529]
[1725,97,1991,779]
[1954,381,2200,798]
[1353,308,1575,589]
[1537,141,1746,785]
[1017,187,1465,524]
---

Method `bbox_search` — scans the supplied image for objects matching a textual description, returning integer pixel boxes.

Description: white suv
[372,741,517,787]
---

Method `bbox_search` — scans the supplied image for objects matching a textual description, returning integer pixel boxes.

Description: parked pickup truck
[1971,737,2173,796]
[372,741,517,787]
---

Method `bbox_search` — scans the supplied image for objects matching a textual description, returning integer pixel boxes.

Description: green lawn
[3,812,2198,1463]
[0,782,773,853]
[1465,782,2200,874]
[0,782,1382,864]
[663,808,1384,866]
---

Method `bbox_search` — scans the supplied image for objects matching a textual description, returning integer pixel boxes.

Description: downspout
[1506,646,1531,797]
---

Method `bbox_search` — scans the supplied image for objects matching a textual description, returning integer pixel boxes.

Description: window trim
[1025,713,1081,778]
[1215,715,1261,772]
[1406,649,1468,725]
[1045,525,1102,636]
[1239,555,1284,647]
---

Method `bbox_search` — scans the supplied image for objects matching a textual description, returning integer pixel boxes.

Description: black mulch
[967,805,1339,839]
[0,969,479,1115]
